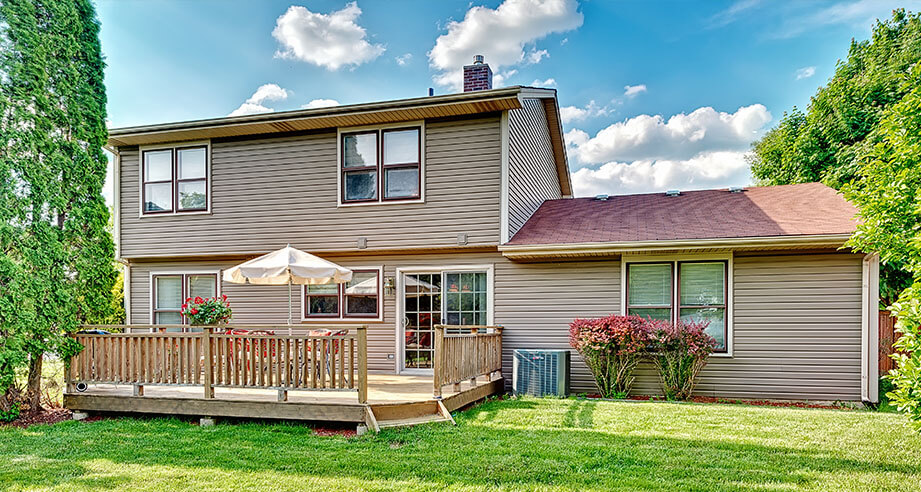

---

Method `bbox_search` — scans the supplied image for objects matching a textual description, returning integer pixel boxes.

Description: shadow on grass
[0,398,916,491]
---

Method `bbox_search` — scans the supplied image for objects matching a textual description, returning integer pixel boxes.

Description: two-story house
[108,58,879,403]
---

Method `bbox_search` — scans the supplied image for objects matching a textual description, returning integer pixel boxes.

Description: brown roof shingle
[506,182,857,246]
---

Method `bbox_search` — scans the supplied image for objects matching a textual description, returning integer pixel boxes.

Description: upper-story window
[142,144,209,215]
[340,126,421,204]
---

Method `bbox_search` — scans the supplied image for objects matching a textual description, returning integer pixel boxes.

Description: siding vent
[729,186,745,193]
[665,189,681,197]
[357,237,368,249]
[456,233,468,246]
[593,194,609,201]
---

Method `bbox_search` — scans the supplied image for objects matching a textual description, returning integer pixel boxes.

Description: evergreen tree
[0,0,117,414]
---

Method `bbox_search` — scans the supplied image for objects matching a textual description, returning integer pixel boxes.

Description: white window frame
[336,121,426,207]
[148,269,222,328]
[394,264,495,374]
[621,253,734,357]
[300,266,384,323]
[138,140,212,217]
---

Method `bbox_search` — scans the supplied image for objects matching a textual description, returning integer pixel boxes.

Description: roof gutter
[109,86,525,138]
[499,233,854,259]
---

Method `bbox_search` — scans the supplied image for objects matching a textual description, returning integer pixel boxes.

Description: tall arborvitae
[0,0,117,415]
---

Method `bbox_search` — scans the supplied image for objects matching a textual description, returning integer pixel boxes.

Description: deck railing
[433,325,503,398]
[66,325,369,403]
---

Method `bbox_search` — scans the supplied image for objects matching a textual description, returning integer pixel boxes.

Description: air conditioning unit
[513,349,570,397]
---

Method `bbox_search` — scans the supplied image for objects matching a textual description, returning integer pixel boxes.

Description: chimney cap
[473,54,485,64]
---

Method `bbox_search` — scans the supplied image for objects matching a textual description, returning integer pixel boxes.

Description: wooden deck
[63,325,505,430]
[64,374,504,427]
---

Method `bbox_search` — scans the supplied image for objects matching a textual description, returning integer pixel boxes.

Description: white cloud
[272,2,385,70]
[395,53,413,66]
[623,84,647,98]
[708,0,764,28]
[530,77,556,87]
[525,48,550,64]
[559,100,609,124]
[570,151,752,197]
[567,104,771,164]
[775,0,921,38]
[428,0,583,90]
[795,66,816,79]
[302,98,340,109]
[229,83,291,116]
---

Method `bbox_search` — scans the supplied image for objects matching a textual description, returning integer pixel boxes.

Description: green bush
[569,315,649,398]
[646,319,718,400]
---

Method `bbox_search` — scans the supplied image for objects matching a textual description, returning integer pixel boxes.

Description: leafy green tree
[748,9,921,305]
[844,63,921,429]
[0,0,117,413]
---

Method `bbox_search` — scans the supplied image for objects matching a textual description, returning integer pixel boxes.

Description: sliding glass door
[400,270,489,371]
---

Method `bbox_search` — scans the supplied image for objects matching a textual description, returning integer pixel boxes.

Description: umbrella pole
[287,278,293,335]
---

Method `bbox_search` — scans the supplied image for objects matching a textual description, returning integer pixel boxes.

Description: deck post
[433,325,444,398]
[357,326,368,404]
[469,327,478,387]
[64,333,77,393]
[202,327,214,399]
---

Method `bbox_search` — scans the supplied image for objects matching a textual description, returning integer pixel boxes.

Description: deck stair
[367,400,455,431]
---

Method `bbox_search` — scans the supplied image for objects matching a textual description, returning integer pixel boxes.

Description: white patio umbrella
[223,245,352,333]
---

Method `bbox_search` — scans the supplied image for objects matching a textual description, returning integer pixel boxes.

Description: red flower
[222,294,227,301]
[190,308,199,315]
[194,296,203,304]
[181,303,188,310]
[186,297,192,302]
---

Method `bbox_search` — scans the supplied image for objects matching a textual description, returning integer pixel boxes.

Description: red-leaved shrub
[646,318,717,400]
[569,315,649,398]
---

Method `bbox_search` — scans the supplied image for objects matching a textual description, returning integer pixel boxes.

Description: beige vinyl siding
[507,99,562,237]
[119,115,502,259]
[127,250,864,400]
[631,252,864,400]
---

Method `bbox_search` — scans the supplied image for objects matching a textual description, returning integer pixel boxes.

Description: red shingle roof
[506,182,857,246]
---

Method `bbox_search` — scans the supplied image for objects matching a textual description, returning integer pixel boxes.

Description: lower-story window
[303,268,382,320]
[627,260,728,352]
[152,273,218,324]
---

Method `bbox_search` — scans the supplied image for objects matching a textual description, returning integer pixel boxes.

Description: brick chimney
[463,55,492,92]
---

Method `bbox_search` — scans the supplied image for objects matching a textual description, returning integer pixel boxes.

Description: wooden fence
[433,325,502,398]
[66,325,368,403]
[879,310,900,375]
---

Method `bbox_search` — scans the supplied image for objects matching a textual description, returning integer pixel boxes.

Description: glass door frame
[394,264,495,374]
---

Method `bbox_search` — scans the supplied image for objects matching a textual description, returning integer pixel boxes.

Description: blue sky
[97,0,920,198]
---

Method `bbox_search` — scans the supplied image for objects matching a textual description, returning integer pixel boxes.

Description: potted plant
[181,294,233,326]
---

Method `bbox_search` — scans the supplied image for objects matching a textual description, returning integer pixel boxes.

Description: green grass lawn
[1,397,919,491]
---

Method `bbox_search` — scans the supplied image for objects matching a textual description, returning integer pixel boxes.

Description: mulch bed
[2,408,73,429]
[582,394,851,410]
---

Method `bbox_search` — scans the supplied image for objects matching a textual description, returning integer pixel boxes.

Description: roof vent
[594,194,609,201]
[665,189,681,197]
[729,186,745,193]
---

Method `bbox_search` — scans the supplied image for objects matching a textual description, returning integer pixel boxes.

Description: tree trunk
[26,355,42,413]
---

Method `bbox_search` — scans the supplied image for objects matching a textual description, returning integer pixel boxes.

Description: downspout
[861,253,880,403]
